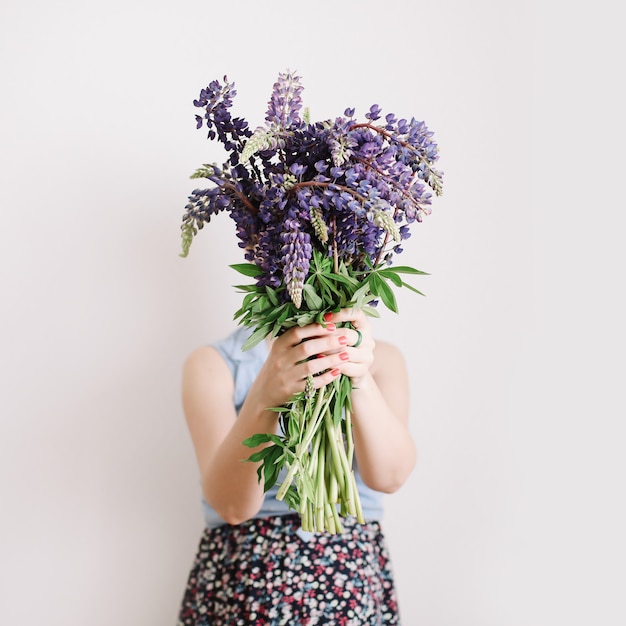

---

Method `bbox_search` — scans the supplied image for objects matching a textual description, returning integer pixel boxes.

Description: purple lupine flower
[192,76,252,166]
[365,104,382,121]
[181,70,443,286]
[280,220,311,308]
[265,70,304,129]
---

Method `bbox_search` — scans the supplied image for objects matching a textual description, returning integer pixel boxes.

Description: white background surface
[1,1,624,624]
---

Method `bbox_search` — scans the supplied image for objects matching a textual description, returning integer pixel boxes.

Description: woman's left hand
[322,308,375,386]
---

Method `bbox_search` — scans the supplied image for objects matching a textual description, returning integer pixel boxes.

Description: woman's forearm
[349,372,416,493]
[202,398,278,525]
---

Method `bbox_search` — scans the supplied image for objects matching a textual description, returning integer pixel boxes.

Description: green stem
[323,409,344,491]
[345,406,354,467]
[332,217,339,273]
[301,496,310,532]
[324,435,342,534]
[276,385,335,501]
[324,404,357,519]
[315,429,326,531]
[327,440,339,504]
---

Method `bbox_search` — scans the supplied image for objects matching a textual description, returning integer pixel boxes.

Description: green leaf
[317,274,341,299]
[296,313,317,326]
[233,292,255,319]
[387,265,429,275]
[327,272,359,289]
[401,280,426,296]
[261,304,285,324]
[263,458,281,492]
[368,273,381,297]
[377,269,403,287]
[302,284,323,310]
[251,295,269,314]
[230,263,262,277]
[372,274,398,312]
[350,281,373,306]
[234,308,252,324]
[277,305,291,325]
[266,286,279,306]
[247,449,272,463]
[266,445,284,467]
[282,485,300,511]
[249,445,285,493]
[380,282,398,312]
[241,324,272,351]
[233,284,260,293]
[242,433,283,448]
[361,304,381,318]
[287,414,301,444]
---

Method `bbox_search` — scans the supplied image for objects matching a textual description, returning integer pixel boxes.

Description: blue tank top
[200,325,384,528]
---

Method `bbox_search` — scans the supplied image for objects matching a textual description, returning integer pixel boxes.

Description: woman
[177,308,416,625]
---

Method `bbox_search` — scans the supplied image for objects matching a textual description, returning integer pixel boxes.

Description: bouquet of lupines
[180,70,443,532]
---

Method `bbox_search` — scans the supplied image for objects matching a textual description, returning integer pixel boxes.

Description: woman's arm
[323,309,417,493]
[181,322,357,525]
[181,345,275,525]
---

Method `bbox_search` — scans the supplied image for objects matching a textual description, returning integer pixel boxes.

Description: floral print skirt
[176,513,400,625]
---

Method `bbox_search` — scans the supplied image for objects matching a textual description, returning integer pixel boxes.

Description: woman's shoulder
[183,327,250,370]
[182,326,262,391]
[371,338,407,377]
[183,343,223,366]
[182,343,234,391]
[373,337,405,360]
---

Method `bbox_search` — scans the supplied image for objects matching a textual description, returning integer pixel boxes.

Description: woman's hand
[250,308,376,410]
[321,308,375,387]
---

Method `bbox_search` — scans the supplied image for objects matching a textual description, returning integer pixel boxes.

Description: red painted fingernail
[338,336,348,345]
[326,323,336,332]
[339,352,349,361]
[331,368,340,377]
[324,312,334,322]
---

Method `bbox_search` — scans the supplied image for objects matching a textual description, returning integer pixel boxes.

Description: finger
[295,346,352,378]
[292,360,343,394]
[337,346,371,365]
[332,362,370,383]
[276,322,337,348]
[329,326,369,351]
[307,367,342,390]
[291,331,355,362]
[323,308,370,330]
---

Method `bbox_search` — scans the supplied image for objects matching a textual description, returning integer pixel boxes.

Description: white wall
[1,1,623,624]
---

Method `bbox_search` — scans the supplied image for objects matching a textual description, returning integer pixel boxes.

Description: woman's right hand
[249,322,351,410]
